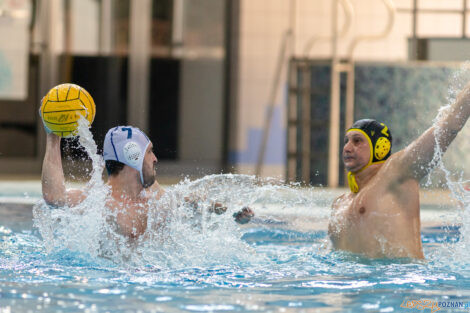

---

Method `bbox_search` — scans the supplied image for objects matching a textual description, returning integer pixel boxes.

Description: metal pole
[286,58,297,183]
[127,0,151,131]
[411,0,418,60]
[172,0,184,56]
[290,0,296,56]
[301,65,311,184]
[463,0,467,38]
[328,0,340,188]
[223,0,240,173]
[63,0,73,82]
[37,0,60,163]
[345,63,354,131]
[37,0,60,99]
[99,0,113,55]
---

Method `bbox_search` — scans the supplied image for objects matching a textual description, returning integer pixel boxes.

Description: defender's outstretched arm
[41,133,85,207]
[397,82,470,181]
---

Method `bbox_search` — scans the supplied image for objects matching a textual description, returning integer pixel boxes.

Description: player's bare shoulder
[373,150,410,185]
[376,150,402,171]
[331,193,350,210]
[378,151,421,198]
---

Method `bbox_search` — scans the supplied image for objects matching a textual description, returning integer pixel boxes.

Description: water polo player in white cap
[41,125,254,240]
[103,126,159,189]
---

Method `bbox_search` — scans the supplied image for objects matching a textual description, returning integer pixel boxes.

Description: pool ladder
[285,0,396,185]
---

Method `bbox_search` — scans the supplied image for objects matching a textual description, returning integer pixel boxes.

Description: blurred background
[0,0,468,186]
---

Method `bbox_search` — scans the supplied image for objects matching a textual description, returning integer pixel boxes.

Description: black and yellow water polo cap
[346,119,392,193]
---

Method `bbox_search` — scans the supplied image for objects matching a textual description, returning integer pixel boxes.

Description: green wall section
[298,62,470,186]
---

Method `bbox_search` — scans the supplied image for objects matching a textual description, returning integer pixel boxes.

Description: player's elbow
[42,191,65,207]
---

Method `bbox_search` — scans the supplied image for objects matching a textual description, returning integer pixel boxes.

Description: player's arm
[181,193,255,224]
[395,82,470,181]
[41,133,86,207]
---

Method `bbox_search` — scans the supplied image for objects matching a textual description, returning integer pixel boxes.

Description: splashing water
[32,68,469,271]
[13,70,470,312]
[33,117,333,269]
[425,64,470,266]
[33,117,111,259]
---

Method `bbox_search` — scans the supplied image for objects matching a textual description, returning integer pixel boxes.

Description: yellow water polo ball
[40,83,96,138]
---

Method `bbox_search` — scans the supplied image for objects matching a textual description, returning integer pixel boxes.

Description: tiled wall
[231,0,291,177]
[230,0,468,178]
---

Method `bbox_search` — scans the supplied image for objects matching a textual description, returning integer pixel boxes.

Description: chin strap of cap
[348,172,360,193]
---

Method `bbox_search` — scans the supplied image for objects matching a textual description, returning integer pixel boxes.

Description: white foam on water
[31,73,469,269]
[33,117,111,259]
[426,64,470,267]
[32,117,333,269]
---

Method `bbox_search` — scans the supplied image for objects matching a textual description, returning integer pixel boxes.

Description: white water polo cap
[103,126,151,185]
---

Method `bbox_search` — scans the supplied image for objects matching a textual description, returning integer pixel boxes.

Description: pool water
[2,121,469,313]
[0,179,469,313]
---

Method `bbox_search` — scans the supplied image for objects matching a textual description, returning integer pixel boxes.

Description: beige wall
[231,0,292,178]
[179,59,224,163]
[230,0,468,178]
[71,0,100,55]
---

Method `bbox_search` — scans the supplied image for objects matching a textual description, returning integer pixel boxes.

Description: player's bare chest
[332,190,392,238]
[107,200,149,238]
[336,193,371,220]
[329,192,384,251]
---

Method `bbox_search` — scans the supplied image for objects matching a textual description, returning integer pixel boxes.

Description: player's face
[142,143,157,188]
[342,131,371,172]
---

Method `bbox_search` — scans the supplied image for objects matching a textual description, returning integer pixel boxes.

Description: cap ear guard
[123,141,142,167]
[374,137,391,160]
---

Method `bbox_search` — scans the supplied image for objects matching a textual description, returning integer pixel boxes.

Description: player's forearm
[431,82,470,154]
[438,83,470,133]
[405,82,470,180]
[41,134,66,206]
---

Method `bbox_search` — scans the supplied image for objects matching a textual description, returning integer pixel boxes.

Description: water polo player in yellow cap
[328,83,470,259]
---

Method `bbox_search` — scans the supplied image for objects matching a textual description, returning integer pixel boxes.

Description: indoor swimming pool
[0,177,468,313]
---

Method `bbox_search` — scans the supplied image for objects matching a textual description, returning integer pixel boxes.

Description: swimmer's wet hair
[105,160,125,176]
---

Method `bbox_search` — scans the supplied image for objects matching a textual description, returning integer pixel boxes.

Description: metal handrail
[303,0,355,57]
[256,0,297,177]
[255,30,292,177]
[397,8,469,14]
[328,0,396,187]
[344,0,396,131]
[347,0,396,58]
